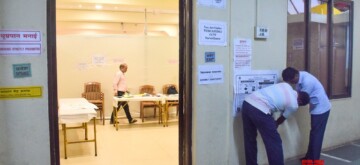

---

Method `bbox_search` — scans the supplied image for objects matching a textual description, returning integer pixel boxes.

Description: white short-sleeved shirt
[297,71,331,114]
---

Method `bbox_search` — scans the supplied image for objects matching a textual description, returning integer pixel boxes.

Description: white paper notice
[198,20,227,46]
[93,55,106,65]
[198,0,226,8]
[233,70,278,116]
[198,65,224,84]
[292,38,304,50]
[77,63,89,70]
[234,38,252,70]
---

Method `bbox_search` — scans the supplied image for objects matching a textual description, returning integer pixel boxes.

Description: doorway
[47,0,193,164]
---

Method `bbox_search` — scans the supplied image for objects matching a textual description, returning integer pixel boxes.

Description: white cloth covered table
[112,95,166,107]
[58,98,98,159]
[112,94,179,128]
[59,98,98,124]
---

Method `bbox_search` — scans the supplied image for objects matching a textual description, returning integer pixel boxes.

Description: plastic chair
[82,82,105,125]
[139,85,160,122]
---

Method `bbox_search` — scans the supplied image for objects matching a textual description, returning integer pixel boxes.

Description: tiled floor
[59,115,360,165]
[59,116,178,165]
[285,139,360,165]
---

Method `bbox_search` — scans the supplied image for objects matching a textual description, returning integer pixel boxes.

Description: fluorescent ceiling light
[95,5,103,10]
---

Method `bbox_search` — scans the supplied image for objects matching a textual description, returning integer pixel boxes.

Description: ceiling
[56,0,179,36]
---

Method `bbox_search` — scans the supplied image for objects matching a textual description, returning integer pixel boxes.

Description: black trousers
[110,91,133,123]
[305,110,330,160]
[242,101,284,165]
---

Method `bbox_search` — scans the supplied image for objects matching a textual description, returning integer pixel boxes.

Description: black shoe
[129,119,137,124]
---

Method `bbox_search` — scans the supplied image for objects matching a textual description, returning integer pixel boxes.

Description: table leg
[85,123,88,140]
[102,108,105,125]
[113,106,118,131]
[62,124,68,159]
[163,103,169,127]
[114,102,129,131]
[93,117,97,156]
[158,101,162,124]
[166,103,169,127]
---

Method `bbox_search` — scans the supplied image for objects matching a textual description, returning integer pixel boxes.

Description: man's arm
[277,101,298,127]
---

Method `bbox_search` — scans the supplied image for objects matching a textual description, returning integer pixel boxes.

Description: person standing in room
[282,67,331,161]
[110,63,137,124]
[242,82,310,165]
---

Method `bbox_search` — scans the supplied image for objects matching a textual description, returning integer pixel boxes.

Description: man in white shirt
[282,67,331,161]
[242,82,310,165]
[110,63,137,124]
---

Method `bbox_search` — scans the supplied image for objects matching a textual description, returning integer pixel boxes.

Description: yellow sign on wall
[0,86,42,99]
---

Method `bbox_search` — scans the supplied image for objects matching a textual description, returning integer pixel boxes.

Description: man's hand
[276,115,286,127]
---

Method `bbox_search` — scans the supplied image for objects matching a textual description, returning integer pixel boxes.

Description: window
[287,0,353,98]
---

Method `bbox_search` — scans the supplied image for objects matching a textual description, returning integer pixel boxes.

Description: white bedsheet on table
[58,98,98,124]
[112,95,166,107]
[166,94,179,101]
[58,98,99,159]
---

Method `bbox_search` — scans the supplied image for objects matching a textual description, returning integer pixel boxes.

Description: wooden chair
[82,82,105,125]
[139,85,160,122]
[162,84,179,116]
[84,82,101,92]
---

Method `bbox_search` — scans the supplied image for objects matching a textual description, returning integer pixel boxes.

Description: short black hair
[282,67,299,82]
[298,91,310,106]
[120,63,127,69]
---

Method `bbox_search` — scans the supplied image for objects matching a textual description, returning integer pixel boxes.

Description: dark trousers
[305,110,330,160]
[242,101,284,165]
[110,91,133,123]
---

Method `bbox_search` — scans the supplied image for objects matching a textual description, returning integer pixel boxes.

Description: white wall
[57,35,179,118]
[0,0,51,164]
[193,0,360,165]
[193,0,289,164]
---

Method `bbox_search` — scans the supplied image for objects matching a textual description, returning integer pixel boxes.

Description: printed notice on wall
[93,55,106,65]
[233,70,278,116]
[13,63,32,78]
[205,52,215,63]
[0,86,42,99]
[234,38,252,70]
[292,38,304,50]
[0,30,42,56]
[198,65,224,84]
[198,0,226,8]
[198,20,227,46]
